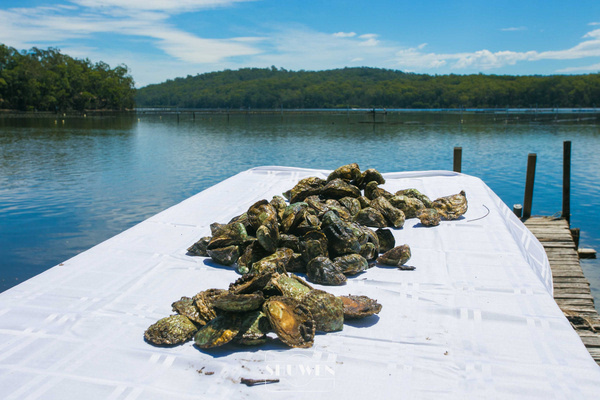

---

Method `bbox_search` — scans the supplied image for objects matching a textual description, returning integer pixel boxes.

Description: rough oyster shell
[144,315,198,346]
[187,236,211,256]
[321,210,361,256]
[262,296,315,348]
[339,295,382,319]
[289,177,326,203]
[302,289,344,332]
[364,181,393,200]
[250,248,294,275]
[234,311,271,346]
[333,253,368,275]
[388,195,426,219]
[375,228,396,253]
[395,188,432,208]
[171,296,204,325]
[206,245,240,266]
[418,208,441,226]
[326,163,361,183]
[212,292,265,312]
[321,178,361,199]
[377,244,411,267]
[370,196,405,228]
[229,272,273,294]
[354,207,388,228]
[271,273,314,301]
[432,190,468,220]
[307,256,347,286]
[194,313,242,349]
[192,288,227,324]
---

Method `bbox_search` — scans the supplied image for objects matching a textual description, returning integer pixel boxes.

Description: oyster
[338,196,361,217]
[364,181,393,200]
[418,208,441,226]
[370,196,405,228]
[375,228,395,253]
[321,178,361,199]
[194,313,242,349]
[300,230,329,264]
[339,295,382,319]
[333,254,368,275]
[288,177,326,203]
[145,315,198,346]
[321,210,361,256]
[250,248,294,275]
[354,168,385,189]
[286,252,306,273]
[187,236,211,256]
[206,222,248,250]
[388,195,425,219]
[270,195,288,221]
[192,288,227,324]
[212,292,265,312]
[326,163,361,183]
[235,311,271,346]
[229,272,273,294]
[207,245,240,266]
[302,290,344,332]
[395,188,432,208]
[281,202,310,233]
[271,273,314,301]
[432,190,468,220]
[377,244,411,267]
[307,256,347,286]
[354,207,387,228]
[171,296,204,325]
[263,296,315,348]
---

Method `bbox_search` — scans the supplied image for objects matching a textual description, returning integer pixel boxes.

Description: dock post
[562,141,571,225]
[453,147,462,173]
[523,153,537,220]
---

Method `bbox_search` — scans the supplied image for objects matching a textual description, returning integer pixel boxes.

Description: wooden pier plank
[524,216,600,366]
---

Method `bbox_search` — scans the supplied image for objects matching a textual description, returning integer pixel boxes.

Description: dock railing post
[523,153,537,220]
[453,147,462,173]
[562,141,571,225]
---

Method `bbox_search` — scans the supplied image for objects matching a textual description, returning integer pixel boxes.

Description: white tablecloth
[1,166,599,399]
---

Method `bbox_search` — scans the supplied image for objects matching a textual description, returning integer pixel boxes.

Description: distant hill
[135,66,600,109]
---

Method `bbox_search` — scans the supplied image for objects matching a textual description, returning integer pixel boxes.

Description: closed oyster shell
[187,236,211,256]
[263,296,315,348]
[271,273,314,301]
[395,188,432,208]
[229,272,273,294]
[234,311,271,346]
[364,181,393,200]
[194,313,242,349]
[354,207,387,228]
[250,248,294,275]
[212,292,265,312]
[145,315,198,346]
[375,228,396,253]
[207,222,248,250]
[388,195,425,219]
[377,244,411,267]
[192,288,227,324]
[171,296,204,325]
[307,256,347,286]
[370,196,405,228]
[326,163,361,183]
[333,253,368,275]
[207,245,240,266]
[289,177,326,203]
[418,208,441,226]
[321,210,361,257]
[302,290,344,332]
[432,190,468,220]
[321,178,361,199]
[339,295,382,319]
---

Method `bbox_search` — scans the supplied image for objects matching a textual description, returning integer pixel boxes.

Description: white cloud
[358,33,379,46]
[70,0,255,13]
[556,62,600,73]
[501,26,527,31]
[333,32,356,38]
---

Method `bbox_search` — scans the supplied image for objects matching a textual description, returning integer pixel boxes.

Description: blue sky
[1,0,599,87]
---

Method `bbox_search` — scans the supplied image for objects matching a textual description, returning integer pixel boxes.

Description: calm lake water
[1,111,599,306]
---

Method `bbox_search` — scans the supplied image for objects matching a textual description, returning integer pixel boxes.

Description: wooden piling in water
[523,153,537,220]
[453,147,462,173]
[563,141,571,224]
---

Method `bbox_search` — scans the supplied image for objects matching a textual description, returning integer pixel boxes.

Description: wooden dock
[524,216,600,365]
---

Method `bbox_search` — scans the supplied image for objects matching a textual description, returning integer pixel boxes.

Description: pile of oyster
[144,270,382,348]
[187,163,468,285]
[144,163,468,350]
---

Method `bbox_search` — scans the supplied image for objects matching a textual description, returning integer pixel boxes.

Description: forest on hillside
[136,66,600,110]
[0,45,136,112]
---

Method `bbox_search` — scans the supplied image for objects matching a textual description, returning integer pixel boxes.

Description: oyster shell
[300,230,329,264]
[263,296,315,348]
[289,177,326,203]
[377,244,411,267]
[370,196,405,228]
[229,271,273,294]
[339,295,382,319]
[418,208,441,226]
[338,196,362,217]
[375,228,395,253]
[321,178,361,199]
[192,288,227,324]
[364,181,393,200]
[388,195,425,219]
[432,190,468,220]
[395,188,432,208]
[250,248,294,275]
[144,315,198,346]
[321,210,361,256]
[235,311,271,346]
[326,163,361,183]
[333,253,368,275]
[271,273,314,301]
[187,236,211,256]
[171,296,204,325]
[354,168,385,190]
[194,313,242,349]
[206,245,240,266]
[207,222,248,250]
[307,256,347,286]
[212,292,265,312]
[302,290,344,332]
[354,207,387,228]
